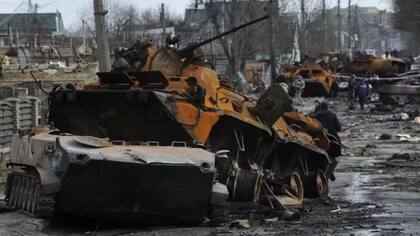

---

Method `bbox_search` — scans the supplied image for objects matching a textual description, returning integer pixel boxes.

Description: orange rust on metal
[283,112,330,150]
[172,101,219,144]
[283,63,337,96]
[272,117,293,139]
[347,56,395,75]
[141,47,158,72]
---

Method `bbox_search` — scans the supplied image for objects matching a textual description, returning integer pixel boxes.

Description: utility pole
[301,0,305,26]
[301,0,306,56]
[82,19,86,54]
[16,30,19,48]
[322,0,327,52]
[160,3,166,47]
[337,0,342,52]
[355,4,360,49]
[269,0,277,83]
[16,30,20,64]
[93,0,111,72]
[347,0,351,50]
[34,33,38,48]
[27,0,33,13]
[8,25,13,47]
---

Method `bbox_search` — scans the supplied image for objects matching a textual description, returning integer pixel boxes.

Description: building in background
[0,11,65,48]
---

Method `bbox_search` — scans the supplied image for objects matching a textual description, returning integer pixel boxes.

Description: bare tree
[204,0,271,77]
[70,1,182,50]
[392,0,420,52]
[107,1,140,46]
[139,5,182,29]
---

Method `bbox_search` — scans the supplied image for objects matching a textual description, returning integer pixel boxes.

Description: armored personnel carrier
[5,16,340,223]
[282,63,338,97]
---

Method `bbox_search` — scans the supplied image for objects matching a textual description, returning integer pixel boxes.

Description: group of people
[348,75,370,111]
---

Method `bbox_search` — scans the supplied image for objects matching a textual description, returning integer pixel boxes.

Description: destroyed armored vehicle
[7,133,217,222]
[343,53,411,77]
[282,63,338,97]
[377,75,420,105]
[5,16,340,223]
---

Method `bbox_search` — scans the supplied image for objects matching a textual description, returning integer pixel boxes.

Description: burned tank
[343,53,411,77]
[5,16,340,223]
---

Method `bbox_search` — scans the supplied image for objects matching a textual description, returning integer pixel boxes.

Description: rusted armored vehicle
[282,63,338,97]
[5,16,339,223]
[343,53,410,77]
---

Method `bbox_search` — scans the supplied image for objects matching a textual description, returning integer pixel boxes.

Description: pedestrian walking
[315,101,342,180]
[347,75,357,110]
[356,80,369,111]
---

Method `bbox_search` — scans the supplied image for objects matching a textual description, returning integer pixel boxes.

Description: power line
[0,0,27,27]
[38,0,60,9]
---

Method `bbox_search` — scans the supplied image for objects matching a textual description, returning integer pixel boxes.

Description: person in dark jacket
[356,80,369,111]
[309,99,321,116]
[347,75,357,110]
[315,101,342,181]
[315,101,342,142]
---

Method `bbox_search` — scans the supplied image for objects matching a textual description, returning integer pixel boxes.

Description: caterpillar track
[5,171,56,217]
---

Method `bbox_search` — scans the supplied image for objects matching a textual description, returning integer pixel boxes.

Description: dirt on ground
[0,95,420,235]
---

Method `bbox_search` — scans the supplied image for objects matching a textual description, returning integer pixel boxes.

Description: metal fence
[0,97,38,154]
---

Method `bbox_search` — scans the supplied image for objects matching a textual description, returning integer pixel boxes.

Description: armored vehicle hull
[6,132,217,223]
[378,83,420,105]
[282,63,338,97]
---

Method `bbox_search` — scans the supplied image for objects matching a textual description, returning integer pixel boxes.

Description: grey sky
[0,0,391,29]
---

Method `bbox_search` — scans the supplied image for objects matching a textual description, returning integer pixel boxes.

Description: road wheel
[284,172,304,203]
[231,169,262,202]
[302,169,328,199]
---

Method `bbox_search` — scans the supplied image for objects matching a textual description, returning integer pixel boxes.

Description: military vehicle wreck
[377,73,420,105]
[282,63,338,97]
[342,53,411,77]
[4,16,340,224]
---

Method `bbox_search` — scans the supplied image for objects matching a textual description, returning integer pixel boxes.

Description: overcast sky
[0,0,391,29]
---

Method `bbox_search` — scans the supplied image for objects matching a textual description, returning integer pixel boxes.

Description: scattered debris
[378,133,392,140]
[229,219,251,229]
[263,217,279,224]
[330,204,341,213]
[390,153,418,161]
[396,134,420,142]
[375,113,410,122]
[371,104,396,113]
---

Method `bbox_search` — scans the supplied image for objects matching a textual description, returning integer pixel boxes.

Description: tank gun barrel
[179,15,269,58]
